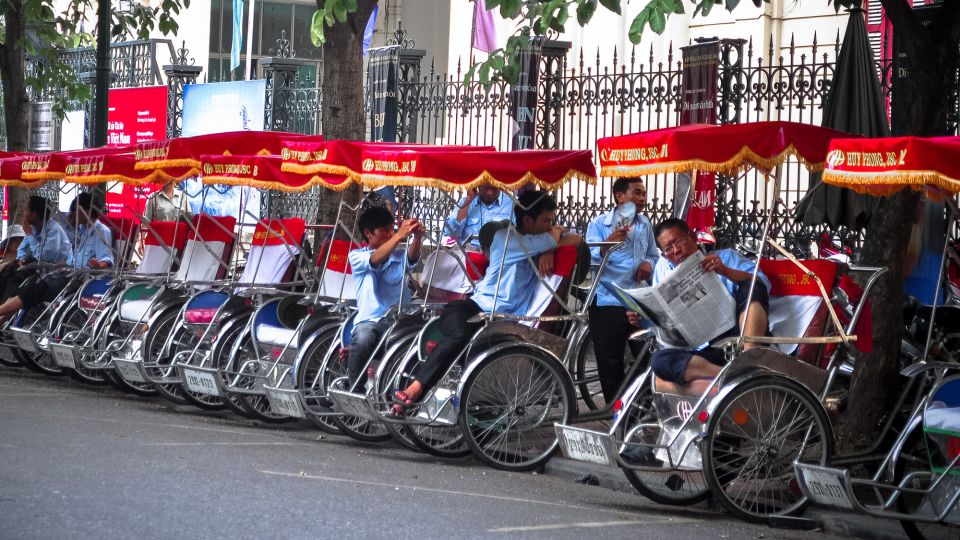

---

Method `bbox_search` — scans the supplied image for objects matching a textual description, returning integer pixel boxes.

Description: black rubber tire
[165,321,225,411]
[702,376,833,524]
[103,318,157,396]
[228,328,292,423]
[141,309,189,404]
[459,346,575,472]
[295,325,343,435]
[57,306,108,386]
[12,306,63,376]
[617,375,710,506]
[375,343,428,453]
[322,336,391,443]
[209,320,255,419]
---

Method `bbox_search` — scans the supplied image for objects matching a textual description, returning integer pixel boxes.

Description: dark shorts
[650,280,770,385]
[17,273,72,311]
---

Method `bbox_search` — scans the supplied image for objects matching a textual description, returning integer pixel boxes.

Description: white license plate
[332,391,375,421]
[12,330,37,353]
[267,389,305,418]
[556,425,616,467]
[114,360,145,383]
[51,344,77,370]
[183,368,220,396]
[798,467,853,510]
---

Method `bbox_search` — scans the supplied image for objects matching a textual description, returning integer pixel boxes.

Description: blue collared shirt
[444,193,514,247]
[471,228,557,316]
[586,208,659,307]
[652,248,771,296]
[16,220,71,265]
[67,220,114,269]
[348,246,415,325]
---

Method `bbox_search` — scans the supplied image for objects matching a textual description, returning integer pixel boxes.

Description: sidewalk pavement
[543,457,908,540]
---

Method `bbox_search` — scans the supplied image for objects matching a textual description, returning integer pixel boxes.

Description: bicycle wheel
[209,319,254,418]
[323,338,391,443]
[295,325,343,434]
[896,422,960,540]
[57,306,107,385]
[703,376,833,523]
[459,346,575,471]
[167,320,224,410]
[617,377,709,505]
[141,309,188,404]
[104,317,157,396]
[229,328,292,423]
[573,329,605,411]
[373,336,423,453]
[12,306,63,376]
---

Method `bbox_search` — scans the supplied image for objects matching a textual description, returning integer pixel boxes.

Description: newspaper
[602,251,736,348]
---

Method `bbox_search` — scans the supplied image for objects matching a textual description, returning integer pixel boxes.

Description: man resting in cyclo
[630,218,771,395]
[391,190,582,415]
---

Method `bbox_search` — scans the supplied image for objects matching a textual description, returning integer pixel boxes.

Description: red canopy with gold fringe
[20,146,134,182]
[0,154,43,188]
[358,148,597,191]
[65,154,194,185]
[279,140,495,179]
[200,154,350,192]
[822,136,960,196]
[134,131,317,173]
[598,121,853,177]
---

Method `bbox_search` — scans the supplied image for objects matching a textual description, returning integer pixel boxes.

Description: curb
[543,457,907,540]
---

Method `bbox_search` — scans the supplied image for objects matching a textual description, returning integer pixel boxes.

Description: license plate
[114,360,145,383]
[266,389,305,418]
[556,425,616,467]
[51,344,77,370]
[331,390,375,421]
[182,368,220,396]
[798,466,854,510]
[12,330,37,353]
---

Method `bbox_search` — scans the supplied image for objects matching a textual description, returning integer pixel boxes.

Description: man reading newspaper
[625,218,771,395]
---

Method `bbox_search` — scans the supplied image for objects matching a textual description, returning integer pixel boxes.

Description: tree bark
[316,0,378,237]
[841,0,960,447]
[0,0,30,226]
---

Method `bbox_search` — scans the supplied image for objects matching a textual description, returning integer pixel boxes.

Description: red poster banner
[106,86,168,217]
[679,41,720,230]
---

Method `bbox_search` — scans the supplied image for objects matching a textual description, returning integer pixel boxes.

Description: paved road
[0,365,846,540]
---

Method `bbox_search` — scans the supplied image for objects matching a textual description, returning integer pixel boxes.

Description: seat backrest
[240,218,306,286]
[138,220,190,274]
[316,238,359,301]
[100,215,140,266]
[421,249,490,303]
[524,245,580,333]
[174,214,237,283]
[760,258,840,366]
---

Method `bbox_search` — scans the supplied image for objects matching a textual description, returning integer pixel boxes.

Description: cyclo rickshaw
[214,140,494,432]
[793,135,960,540]
[552,121,890,523]
[0,147,142,384]
[317,146,633,469]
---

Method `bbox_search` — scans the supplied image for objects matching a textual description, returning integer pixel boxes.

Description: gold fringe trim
[823,169,960,196]
[134,158,200,171]
[600,144,825,178]
[358,169,597,192]
[202,175,357,193]
[20,171,65,181]
[280,161,356,178]
[0,179,48,189]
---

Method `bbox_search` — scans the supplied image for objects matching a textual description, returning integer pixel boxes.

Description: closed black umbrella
[798,3,889,229]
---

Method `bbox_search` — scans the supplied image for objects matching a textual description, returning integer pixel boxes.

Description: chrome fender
[886,413,924,480]
[290,319,343,374]
[608,367,653,432]
[456,340,569,398]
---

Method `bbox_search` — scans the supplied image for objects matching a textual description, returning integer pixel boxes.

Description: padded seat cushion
[256,324,299,347]
[120,299,154,323]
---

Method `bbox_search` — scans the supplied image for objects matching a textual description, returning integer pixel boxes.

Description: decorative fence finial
[387,20,415,49]
[171,40,195,66]
[271,30,296,59]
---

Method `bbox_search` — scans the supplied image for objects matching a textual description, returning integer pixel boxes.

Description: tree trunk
[316,0,378,238]
[841,0,960,447]
[0,0,30,226]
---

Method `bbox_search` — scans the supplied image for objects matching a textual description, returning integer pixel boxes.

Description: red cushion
[79,296,104,310]
[184,307,219,324]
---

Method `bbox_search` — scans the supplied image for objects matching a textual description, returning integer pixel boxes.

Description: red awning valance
[598,121,853,177]
[822,136,960,196]
[200,154,350,192]
[65,154,193,185]
[134,131,318,173]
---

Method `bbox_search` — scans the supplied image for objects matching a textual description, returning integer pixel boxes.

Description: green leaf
[499,0,522,19]
[490,53,505,70]
[310,9,326,46]
[333,0,348,23]
[598,0,621,15]
[627,9,650,45]
[343,0,357,10]
[464,63,479,86]
[725,0,739,12]
[671,0,685,15]
[576,0,598,25]
[649,5,666,34]
[323,5,335,26]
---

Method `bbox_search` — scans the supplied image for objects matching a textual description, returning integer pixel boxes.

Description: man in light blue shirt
[645,218,770,394]
[345,206,423,388]
[586,177,659,402]
[391,190,582,414]
[444,186,514,248]
[0,196,72,321]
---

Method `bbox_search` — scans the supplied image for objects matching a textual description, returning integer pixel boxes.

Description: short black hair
[654,217,691,239]
[514,190,557,225]
[28,195,49,221]
[612,177,644,196]
[76,192,102,219]
[357,206,393,236]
